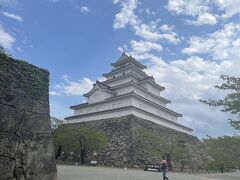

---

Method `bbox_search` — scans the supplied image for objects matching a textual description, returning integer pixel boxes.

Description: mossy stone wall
[0,53,57,180]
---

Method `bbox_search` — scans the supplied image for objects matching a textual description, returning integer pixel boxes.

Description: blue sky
[0,0,240,138]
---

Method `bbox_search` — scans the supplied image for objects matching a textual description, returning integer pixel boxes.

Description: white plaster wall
[106,69,131,80]
[133,87,166,107]
[68,108,191,135]
[113,85,134,95]
[131,110,191,134]
[140,83,160,96]
[75,98,132,116]
[130,68,146,79]
[78,94,177,123]
[112,84,166,107]
[69,109,133,124]
[88,90,114,104]
[132,97,178,123]
[104,76,139,87]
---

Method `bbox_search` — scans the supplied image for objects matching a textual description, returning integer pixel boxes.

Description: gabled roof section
[111,53,147,70]
[83,81,116,97]
[103,62,148,78]
[138,76,165,91]
[109,81,171,103]
[102,71,142,85]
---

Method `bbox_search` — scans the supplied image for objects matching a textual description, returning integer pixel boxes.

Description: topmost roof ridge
[112,53,147,69]
[118,52,130,61]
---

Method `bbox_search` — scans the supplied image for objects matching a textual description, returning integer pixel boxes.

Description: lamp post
[79,136,86,164]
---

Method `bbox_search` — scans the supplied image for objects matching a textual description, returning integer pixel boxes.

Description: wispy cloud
[49,91,61,96]
[80,6,90,14]
[182,23,240,60]
[130,40,162,54]
[113,0,181,44]
[16,47,22,52]
[2,12,24,22]
[51,75,94,96]
[0,25,15,50]
[167,0,240,26]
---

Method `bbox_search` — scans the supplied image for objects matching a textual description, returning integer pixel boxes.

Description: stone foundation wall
[0,53,57,179]
[67,115,206,170]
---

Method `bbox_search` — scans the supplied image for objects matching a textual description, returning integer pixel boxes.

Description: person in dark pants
[161,159,169,180]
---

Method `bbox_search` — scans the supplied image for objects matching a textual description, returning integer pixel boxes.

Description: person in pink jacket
[161,159,169,180]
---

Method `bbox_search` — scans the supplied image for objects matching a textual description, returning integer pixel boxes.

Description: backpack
[161,163,167,170]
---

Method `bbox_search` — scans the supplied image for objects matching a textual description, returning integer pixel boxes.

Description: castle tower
[65,53,192,134]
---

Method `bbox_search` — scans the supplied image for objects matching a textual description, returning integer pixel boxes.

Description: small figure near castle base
[161,159,169,180]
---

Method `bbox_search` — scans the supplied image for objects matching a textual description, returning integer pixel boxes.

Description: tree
[200,75,240,130]
[52,125,107,164]
[170,139,190,171]
[137,128,170,158]
[203,136,240,171]
[50,116,65,131]
[136,128,191,170]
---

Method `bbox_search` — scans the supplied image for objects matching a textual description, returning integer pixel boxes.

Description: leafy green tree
[50,116,65,131]
[203,136,240,171]
[200,75,240,130]
[136,128,191,170]
[137,128,170,158]
[53,125,107,164]
[170,139,190,171]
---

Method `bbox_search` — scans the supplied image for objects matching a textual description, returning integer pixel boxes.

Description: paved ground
[57,165,240,180]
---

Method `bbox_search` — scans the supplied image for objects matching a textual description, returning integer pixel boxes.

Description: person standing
[161,159,169,180]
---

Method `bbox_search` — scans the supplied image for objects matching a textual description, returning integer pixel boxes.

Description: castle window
[113,75,115,78]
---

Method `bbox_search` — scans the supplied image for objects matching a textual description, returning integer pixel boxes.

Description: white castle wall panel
[105,76,139,87]
[139,83,160,96]
[88,90,114,104]
[75,98,132,116]
[132,97,178,123]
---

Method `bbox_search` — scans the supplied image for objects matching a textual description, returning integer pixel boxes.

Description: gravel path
[57,165,240,180]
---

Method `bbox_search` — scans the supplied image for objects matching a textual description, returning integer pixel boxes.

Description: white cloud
[53,75,94,96]
[130,40,162,54]
[213,0,240,20]
[167,0,218,26]
[2,12,24,22]
[0,25,15,50]
[49,91,61,96]
[185,13,217,26]
[80,6,90,14]
[159,24,174,32]
[134,23,181,44]
[167,0,240,26]
[113,0,139,29]
[183,23,240,60]
[167,0,209,16]
[113,0,181,44]
[16,47,22,52]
